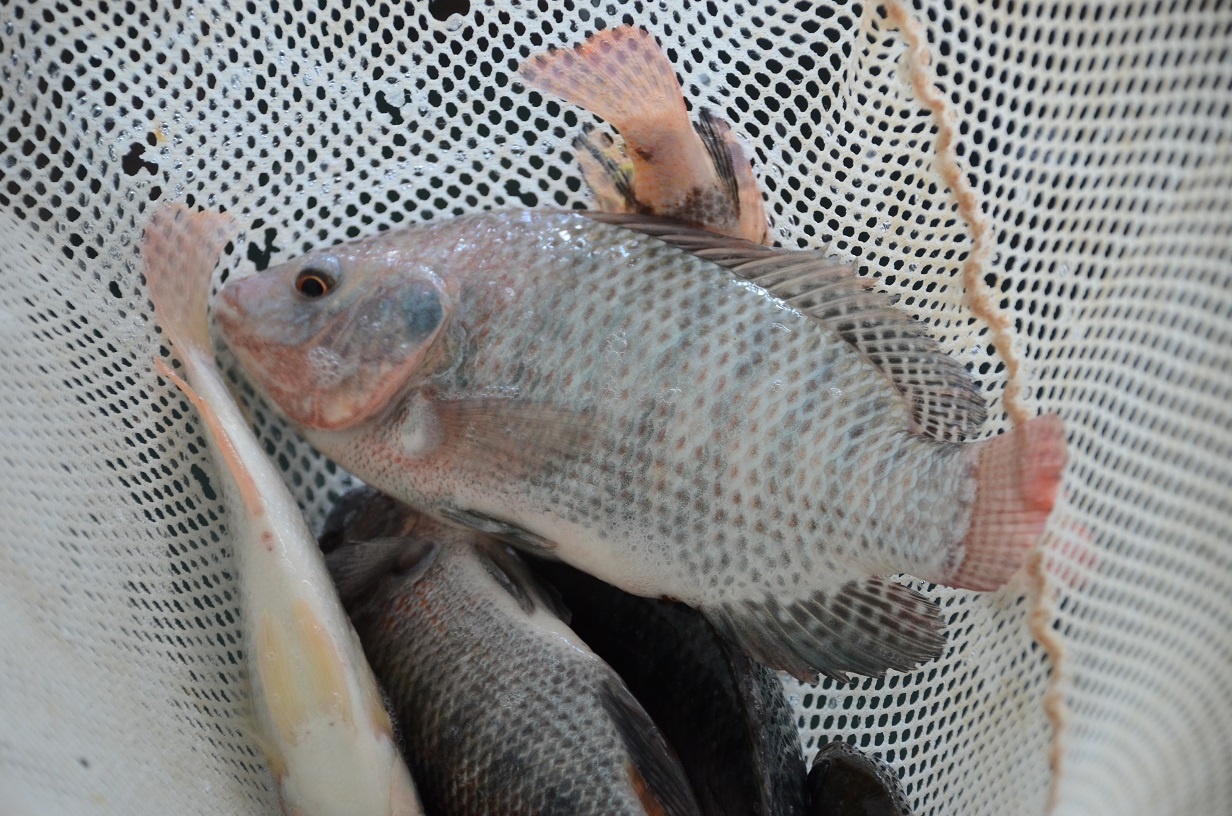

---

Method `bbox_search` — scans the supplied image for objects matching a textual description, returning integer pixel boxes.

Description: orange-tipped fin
[518,26,687,135]
[143,203,240,355]
[950,413,1068,591]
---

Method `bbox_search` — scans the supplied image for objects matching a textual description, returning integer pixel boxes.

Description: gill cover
[217,247,450,431]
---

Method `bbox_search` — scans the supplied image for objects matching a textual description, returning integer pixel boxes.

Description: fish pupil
[296,269,334,299]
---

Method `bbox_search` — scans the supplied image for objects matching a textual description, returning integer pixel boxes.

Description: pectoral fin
[573,126,639,213]
[432,395,599,479]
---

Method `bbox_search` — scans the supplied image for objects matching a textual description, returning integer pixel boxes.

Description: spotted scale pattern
[305,211,981,678]
[331,519,701,816]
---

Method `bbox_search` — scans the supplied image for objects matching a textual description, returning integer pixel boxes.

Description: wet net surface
[1,2,1229,814]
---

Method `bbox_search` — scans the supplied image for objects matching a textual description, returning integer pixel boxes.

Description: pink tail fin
[517,26,687,133]
[950,413,1068,591]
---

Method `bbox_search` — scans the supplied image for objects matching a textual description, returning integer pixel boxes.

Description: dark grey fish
[322,489,703,816]
[806,741,913,816]
[528,557,806,816]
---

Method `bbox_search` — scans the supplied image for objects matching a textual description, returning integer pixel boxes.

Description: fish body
[215,208,1066,681]
[142,204,423,816]
[322,488,704,816]
[805,741,913,816]
[519,26,770,244]
[528,557,807,816]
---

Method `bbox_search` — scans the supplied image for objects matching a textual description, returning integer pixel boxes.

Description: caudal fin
[143,203,240,356]
[949,413,1067,591]
[518,26,687,133]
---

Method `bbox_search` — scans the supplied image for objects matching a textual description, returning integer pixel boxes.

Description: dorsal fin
[584,212,987,442]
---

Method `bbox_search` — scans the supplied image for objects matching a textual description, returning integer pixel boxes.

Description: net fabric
[0,1,1228,814]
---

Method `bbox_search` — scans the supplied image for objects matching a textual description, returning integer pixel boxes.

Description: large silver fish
[215,208,1066,682]
[527,556,807,816]
[322,487,704,816]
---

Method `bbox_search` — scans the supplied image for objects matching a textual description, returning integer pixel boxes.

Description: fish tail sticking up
[572,126,638,213]
[695,109,769,245]
[946,413,1068,591]
[518,26,690,140]
[143,202,240,355]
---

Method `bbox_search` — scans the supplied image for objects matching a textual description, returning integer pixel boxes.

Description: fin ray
[703,578,947,683]
[601,678,704,816]
[432,395,598,478]
[518,27,687,133]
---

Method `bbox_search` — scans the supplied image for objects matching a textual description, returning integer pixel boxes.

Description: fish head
[215,238,451,431]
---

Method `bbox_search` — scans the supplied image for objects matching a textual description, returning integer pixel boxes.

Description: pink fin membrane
[950,413,1068,592]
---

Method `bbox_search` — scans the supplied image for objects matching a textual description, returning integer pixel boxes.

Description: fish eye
[295,267,336,299]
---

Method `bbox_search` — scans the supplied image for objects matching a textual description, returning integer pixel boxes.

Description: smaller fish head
[216,242,451,431]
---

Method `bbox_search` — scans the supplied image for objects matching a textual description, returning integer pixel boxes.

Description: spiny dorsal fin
[584,213,987,442]
[702,577,947,683]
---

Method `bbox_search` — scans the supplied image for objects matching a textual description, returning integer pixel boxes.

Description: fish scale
[217,208,1066,681]
[328,516,703,816]
[349,213,962,591]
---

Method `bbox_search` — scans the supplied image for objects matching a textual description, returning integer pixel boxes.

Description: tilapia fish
[142,204,422,816]
[214,208,1066,682]
[322,487,704,816]
[528,557,806,816]
[519,26,770,244]
[805,741,912,816]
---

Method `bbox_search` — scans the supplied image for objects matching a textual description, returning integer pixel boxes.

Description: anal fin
[602,677,704,816]
[703,578,947,683]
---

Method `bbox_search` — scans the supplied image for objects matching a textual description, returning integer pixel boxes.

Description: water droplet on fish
[829,386,843,398]
[91,105,103,118]
[787,693,801,707]
[697,72,711,87]
[907,262,920,274]
[3,21,13,36]
[606,333,628,353]
[879,220,891,233]
[443,15,466,32]
[826,697,840,710]
[124,189,136,202]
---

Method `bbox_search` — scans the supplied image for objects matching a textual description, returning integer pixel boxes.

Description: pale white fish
[143,203,423,816]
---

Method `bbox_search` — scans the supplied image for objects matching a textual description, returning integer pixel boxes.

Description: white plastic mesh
[1,2,1229,814]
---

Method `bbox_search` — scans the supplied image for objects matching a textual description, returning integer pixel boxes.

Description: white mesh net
[1,1,1229,814]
